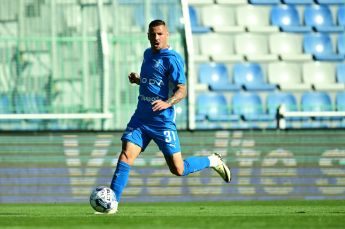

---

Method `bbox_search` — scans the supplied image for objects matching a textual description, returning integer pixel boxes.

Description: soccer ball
[89,186,118,213]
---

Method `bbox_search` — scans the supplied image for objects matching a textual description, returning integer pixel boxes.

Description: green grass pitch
[1,200,345,229]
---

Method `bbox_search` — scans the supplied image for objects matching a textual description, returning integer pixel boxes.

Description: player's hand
[128,72,140,85]
[151,100,171,112]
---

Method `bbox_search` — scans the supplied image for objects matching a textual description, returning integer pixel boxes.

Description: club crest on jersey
[153,59,163,69]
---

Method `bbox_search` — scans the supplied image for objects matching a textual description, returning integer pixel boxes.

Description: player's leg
[165,151,231,183]
[110,141,141,202]
[156,129,231,182]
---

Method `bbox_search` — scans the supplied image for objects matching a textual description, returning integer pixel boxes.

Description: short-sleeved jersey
[132,47,186,125]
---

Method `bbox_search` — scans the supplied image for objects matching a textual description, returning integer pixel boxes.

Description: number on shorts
[164,131,176,143]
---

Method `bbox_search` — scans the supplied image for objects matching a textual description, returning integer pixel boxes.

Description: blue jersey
[132,47,186,125]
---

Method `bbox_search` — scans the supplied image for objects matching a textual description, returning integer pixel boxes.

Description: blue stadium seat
[338,5,345,26]
[188,6,211,33]
[338,33,345,56]
[303,33,344,61]
[232,92,274,121]
[304,5,344,33]
[249,0,280,4]
[233,63,276,91]
[301,91,334,125]
[198,63,240,91]
[266,92,298,115]
[196,93,239,122]
[316,0,345,4]
[0,94,11,114]
[282,0,314,4]
[301,92,333,112]
[270,4,312,32]
[336,92,345,111]
[336,63,345,83]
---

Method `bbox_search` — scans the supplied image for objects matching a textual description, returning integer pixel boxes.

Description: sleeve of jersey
[169,54,186,85]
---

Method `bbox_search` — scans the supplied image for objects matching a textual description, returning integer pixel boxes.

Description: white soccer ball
[89,186,118,213]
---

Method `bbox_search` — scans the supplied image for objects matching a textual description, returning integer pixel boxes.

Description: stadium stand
[1,0,345,130]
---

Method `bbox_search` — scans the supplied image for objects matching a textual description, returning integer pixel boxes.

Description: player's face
[148,25,169,53]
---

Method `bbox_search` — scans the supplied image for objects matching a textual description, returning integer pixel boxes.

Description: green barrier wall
[0,130,344,203]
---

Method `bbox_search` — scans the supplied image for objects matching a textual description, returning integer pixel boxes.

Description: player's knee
[170,165,184,176]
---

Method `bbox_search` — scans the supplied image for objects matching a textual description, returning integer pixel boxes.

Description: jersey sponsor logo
[139,95,160,102]
[140,77,164,87]
[153,59,163,69]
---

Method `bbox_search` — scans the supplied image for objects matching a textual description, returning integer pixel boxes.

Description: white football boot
[210,153,231,183]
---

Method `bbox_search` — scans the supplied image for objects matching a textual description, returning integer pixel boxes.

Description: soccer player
[109,19,231,212]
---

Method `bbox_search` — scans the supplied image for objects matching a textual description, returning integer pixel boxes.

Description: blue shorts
[121,116,181,156]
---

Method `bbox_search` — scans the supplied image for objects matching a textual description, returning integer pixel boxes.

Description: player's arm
[128,72,140,85]
[152,84,187,112]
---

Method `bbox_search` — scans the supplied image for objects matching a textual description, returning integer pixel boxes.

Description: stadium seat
[301,92,333,112]
[196,93,239,122]
[201,5,244,33]
[282,0,314,4]
[304,5,344,33]
[15,93,47,114]
[303,33,344,61]
[270,4,312,33]
[302,62,344,91]
[338,5,345,26]
[266,92,298,116]
[198,63,240,91]
[197,33,242,62]
[232,92,274,121]
[336,92,345,111]
[0,94,11,114]
[338,33,345,56]
[316,0,345,4]
[236,5,278,33]
[336,63,345,83]
[234,33,278,61]
[188,6,211,33]
[269,33,312,61]
[233,63,276,91]
[268,62,310,91]
[249,0,280,4]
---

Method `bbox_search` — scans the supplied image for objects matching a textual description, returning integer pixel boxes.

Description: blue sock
[110,161,131,202]
[182,156,210,176]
